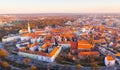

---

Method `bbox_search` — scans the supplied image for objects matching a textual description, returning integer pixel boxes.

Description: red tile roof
[79,51,100,56]
[78,40,93,49]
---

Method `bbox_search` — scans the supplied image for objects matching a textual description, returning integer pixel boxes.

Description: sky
[0,0,120,14]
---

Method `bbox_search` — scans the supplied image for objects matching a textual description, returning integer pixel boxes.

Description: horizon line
[0,12,120,15]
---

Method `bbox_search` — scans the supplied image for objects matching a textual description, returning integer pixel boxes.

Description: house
[104,55,115,66]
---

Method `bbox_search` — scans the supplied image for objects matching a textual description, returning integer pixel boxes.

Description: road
[98,46,120,70]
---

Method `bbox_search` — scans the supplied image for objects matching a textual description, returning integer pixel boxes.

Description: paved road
[98,46,120,70]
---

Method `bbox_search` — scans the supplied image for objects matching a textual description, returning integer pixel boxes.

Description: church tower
[28,21,31,33]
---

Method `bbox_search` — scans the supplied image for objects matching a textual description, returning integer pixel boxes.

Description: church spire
[28,21,31,33]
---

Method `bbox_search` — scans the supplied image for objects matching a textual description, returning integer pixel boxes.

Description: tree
[91,62,99,70]
[1,61,9,70]
[0,49,10,70]
[0,49,9,58]
[76,64,82,70]
[23,58,31,64]
[31,65,37,70]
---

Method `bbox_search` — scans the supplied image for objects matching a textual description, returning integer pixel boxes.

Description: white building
[2,35,20,43]
[104,55,115,67]
[18,46,62,62]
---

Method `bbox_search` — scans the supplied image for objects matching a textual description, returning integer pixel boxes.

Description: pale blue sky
[0,0,120,14]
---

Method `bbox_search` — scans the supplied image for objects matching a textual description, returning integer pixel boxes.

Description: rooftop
[79,51,100,56]
[78,40,93,49]
[19,46,60,58]
[106,55,115,61]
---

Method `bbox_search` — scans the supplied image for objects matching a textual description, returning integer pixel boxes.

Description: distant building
[2,34,20,43]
